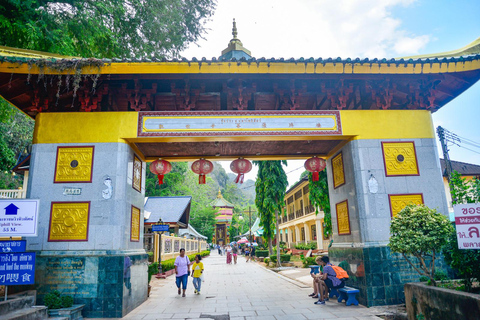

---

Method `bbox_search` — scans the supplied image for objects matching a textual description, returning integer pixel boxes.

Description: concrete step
[0,305,47,320]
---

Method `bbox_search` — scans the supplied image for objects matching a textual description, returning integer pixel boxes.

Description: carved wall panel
[54,146,94,183]
[332,152,346,188]
[48,202,90,241]
[382,141,419,176]
[389,194,424,218]
[335,200,351,235]
[130,205,141,242]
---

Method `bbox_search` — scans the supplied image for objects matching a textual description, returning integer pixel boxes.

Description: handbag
[200,274,205,282]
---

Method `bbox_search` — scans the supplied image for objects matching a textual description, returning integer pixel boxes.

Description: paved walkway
[121,251,382,320]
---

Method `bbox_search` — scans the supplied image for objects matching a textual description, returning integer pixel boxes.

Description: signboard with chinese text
[138,111,341,137]
[0,199,39,237]
[0,240,26,253]
[454,203,480,249]
[0,252,35,285]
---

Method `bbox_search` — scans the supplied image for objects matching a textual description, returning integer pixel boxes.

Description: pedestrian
[217,244,221,255]
[251,244,256,261]
[226,245,232,264]
[174,248,191,297]
[232,244,238,264]
[314,256,346,305]
[245,245,250,262]
[191,254,204,295]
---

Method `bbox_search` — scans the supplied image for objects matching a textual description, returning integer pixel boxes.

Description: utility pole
[437,126,453,183]
[249,206,252,244]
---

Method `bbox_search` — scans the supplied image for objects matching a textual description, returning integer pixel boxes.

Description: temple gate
[0,27,479,314]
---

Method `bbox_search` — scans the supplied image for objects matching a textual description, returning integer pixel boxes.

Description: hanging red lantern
[149,159,172,185]
[191,158,214,184]
[304,156,326,181]
[230,157,252,184]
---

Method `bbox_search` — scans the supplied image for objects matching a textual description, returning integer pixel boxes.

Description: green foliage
[301,256,317,268]
[443,226,480,292]
[264,257,270,265]
[307,170,332,238]
[0,99,34,189]
[294,242,317,250]
[0,0,216,59]
[389,204,453,286]
[254,160,288,259]
[449,170,480,204]
[44,290,73,309]
[269,254,291,263]
[255,250,269,258]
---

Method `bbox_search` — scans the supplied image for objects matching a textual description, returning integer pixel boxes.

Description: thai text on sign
[454,203,480,249]
[0,200,39,237]
[0,252,36,285]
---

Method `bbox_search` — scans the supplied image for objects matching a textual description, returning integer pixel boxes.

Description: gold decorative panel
[54,146,94,183]
[382,142,419,176]
[49,202,90,241]
[389,194,424,218]
[332,152,345,188]
[133,155,142,192]
[131,206,140,242]
[336,200,351,235]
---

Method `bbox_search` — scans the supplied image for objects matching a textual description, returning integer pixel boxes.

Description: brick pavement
[119,251,383,320]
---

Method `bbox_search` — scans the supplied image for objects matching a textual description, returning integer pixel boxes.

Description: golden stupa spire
[220,18,251,58]
[217,189,223,198]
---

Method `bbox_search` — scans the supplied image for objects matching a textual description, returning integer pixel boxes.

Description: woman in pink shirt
[174,248,191,297]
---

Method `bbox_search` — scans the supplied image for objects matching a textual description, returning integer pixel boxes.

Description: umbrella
[237,238,249,244]
[252,242,258,247]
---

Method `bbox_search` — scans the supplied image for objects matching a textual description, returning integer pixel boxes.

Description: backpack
[331,265,349,280]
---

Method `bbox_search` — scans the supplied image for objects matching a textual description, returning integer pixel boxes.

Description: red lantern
[230,158,252,184]
[191,158,214,184]
[149,159,172,185]
[304,156,326,181]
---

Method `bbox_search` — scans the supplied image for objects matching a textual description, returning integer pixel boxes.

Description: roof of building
[178,224,207,239]
[286,176,309,196]
[441,159,480,176]
[144,196,191,228]
[219,19,252,60]
[210,190,234,208]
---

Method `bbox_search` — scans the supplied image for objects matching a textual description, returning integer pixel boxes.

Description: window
[312,225,317,240]
[301,227,305,241]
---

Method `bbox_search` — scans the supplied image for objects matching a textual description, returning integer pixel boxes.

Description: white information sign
[0,199,39,237]
[453,203,480,249]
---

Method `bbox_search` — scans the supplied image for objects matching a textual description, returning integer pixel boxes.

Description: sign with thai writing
[0,240,26,253]
[0,252,35,285]
[152,224,169,232]
[138,111,341,137]
[454,203,480,249]
[0,200,39,237]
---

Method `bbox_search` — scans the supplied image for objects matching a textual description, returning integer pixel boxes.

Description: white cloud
[182,0,430,59]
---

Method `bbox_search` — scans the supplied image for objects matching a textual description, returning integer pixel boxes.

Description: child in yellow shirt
[191,255,204,294]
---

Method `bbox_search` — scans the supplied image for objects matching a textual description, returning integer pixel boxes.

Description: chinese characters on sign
[139,111,341,137]
[454,203,480,250]
[0,252,36,285]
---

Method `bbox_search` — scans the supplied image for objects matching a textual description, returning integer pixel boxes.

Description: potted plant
[44,290,84,320]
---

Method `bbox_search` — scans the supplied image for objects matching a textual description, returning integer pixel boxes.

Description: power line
[238,165,305,190]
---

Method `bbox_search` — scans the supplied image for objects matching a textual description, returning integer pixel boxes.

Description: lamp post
[153,218,169,275]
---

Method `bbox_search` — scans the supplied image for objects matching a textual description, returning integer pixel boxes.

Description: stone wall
[405,282,480,320]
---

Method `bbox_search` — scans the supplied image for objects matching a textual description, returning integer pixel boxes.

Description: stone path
[122,252,382,320]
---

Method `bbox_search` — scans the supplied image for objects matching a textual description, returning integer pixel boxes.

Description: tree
[254,160,288,266]
[449,170,480,204]
[0,0,216,59]
[145,162,189,197]
[189,205,217,242]
[388,204,453,286]
[307,170,332,239]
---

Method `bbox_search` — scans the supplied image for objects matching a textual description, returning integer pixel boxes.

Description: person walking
[232,245,238,264]
[217,244,221,255]
[245,245,250,262]
[226,245,232,264]
[191,254,204,294]
[174,248,191,297]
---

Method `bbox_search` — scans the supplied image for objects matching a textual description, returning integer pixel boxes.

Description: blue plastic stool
[309,265,320,274]
[329,288,340,299]
[337,287,359,306]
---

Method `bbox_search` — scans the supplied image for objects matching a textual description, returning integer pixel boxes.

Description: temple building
[210,190,234,245]
[0,19,479,313]
[279,177,331,250]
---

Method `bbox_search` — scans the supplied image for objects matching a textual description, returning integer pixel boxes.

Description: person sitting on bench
[314,256,346,305]
[309,256,328,300]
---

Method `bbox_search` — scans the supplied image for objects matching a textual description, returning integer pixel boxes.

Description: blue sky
[181,0,480,184]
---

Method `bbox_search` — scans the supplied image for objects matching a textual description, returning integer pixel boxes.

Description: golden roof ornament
[220,18,251,58]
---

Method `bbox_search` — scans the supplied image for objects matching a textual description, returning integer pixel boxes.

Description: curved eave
[1,56,479,76]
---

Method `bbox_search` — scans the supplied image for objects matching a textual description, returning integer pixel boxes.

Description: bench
[329,288,340,299]
[337,286,359,306]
